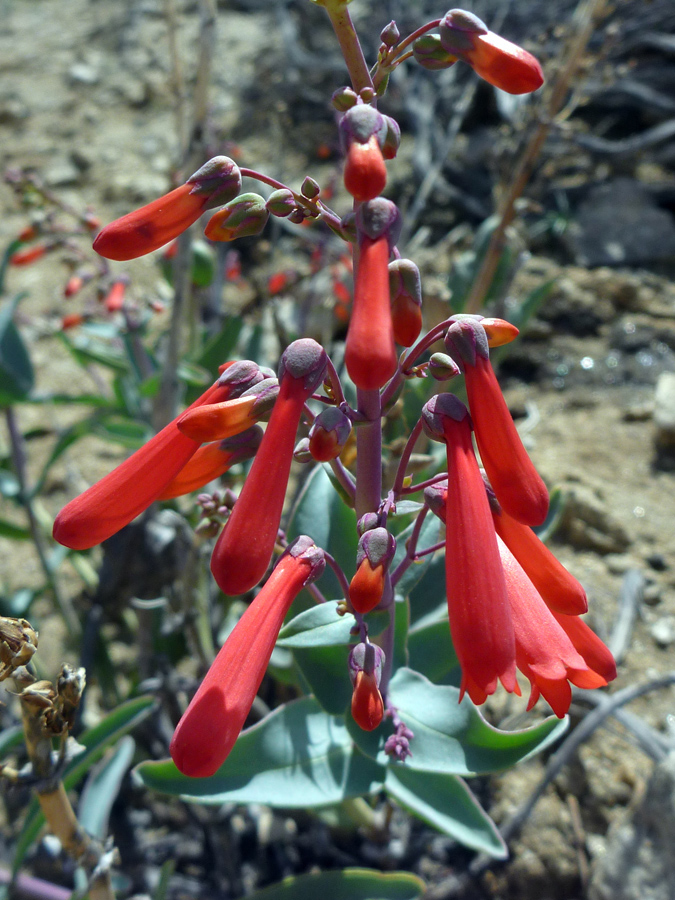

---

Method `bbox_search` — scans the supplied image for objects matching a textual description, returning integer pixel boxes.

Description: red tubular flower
[445,317,549,526]
[491,506,588,616]
[103,279,127,313]
[53,362,265,550]
[93,157,241,261]
[171,536,325,777]
[551,610,617,685]
[422,394,517,705]
[498,535,609,717]
[156,426,263,501]
[210,339,327,596]
[10,244,49,266]
[439,10,543,95]
[177,378,279,443]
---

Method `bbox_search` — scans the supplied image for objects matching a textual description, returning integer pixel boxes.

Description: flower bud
[308,407,352,461]
[380,20,400,48]
[424,478,447,522]
[412,34,458,70]
[204,193,269,242]
[389,258,422,346]
[301,176,320,199]
[349,527,395,615]
[380,116,401,160]
[265,189,297,218]
[293,437,313,463]
[428,352,461,381]
[332,87,359,112]
[357,512,380,536]
[340,105,388,203]
[348,641,385,686]
[349,641,386,732]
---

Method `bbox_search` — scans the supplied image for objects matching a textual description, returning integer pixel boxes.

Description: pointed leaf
[135,697,384,807]
[385,767,506,858]
[78,736,136,839]
[350,668,567,776]
[0,295,34,405]
[293,644,353,715]
[247,868,425,900]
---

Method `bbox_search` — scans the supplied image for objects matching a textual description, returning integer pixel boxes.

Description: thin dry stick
[463,0,608,314]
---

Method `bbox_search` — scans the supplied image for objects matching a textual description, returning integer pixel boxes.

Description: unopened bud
[308,407,352,461]
[349,641,385,685]
[266,189,297,218]
[357,512,380,536]
[380,116,401,160]
[301,177,320,200]
[350,527,395,615]
[424,479,448,522]
[428,352,461,381]
[293,437,313,463]
[412,34,458,70]
[332,86,359,112]
[380,20,400,48]
[204,193,269,242]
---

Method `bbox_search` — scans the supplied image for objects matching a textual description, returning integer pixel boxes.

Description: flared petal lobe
[465,354,549,526]
[491,506,588,615]
[52,379,233,551]
[552,611,617,684]
[170,537,325,777]
[498,536,608,717]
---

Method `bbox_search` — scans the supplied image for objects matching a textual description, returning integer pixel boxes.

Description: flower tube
[422,394,517,704]
[53,361,264,550]
[210,339,328,596]
[445,316,549,526]
[93,157,242,261]
[156,426,263,501]
[171,536,325,777]
[345,199,401,391]
[498,535,610,716]
[439,10,543,95]
[177,378,279,443]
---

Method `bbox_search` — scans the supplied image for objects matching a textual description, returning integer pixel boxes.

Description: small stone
[643,583,662,606]
[605,553,633,575]
[68,63,100,85]
[650,617,675,648]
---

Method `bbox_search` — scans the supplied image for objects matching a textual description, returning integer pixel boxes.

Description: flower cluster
[50,8,616,783]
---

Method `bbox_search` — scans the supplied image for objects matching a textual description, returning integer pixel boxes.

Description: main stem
[324,4,373,94]
[354,388,382,520]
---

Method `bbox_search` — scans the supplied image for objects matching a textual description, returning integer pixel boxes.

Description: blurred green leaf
[58,331,130,373]
[247,868,425,900]
[391,511,442,601]
[349,668,567,776]
[0,587,42,617]
[0,239,23,294]
[195,316,244,373]
[78,736,136,840]
[408,552,446,625]
[408,616,460,686]
[385,768,506,858]
[0,295,34,406]
[0,518,31,540]
[292,644,353,715]
[135,697,384,807]
[13,696,156,873]
[0,724,23,757]
[533,486,565,543]
[92,416,148,449]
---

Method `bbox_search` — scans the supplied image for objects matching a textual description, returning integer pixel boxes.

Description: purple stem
[391,417,424,497]
[400,471,449,496]
[0,866,72,900]
[354,388,382,520]
[390,505,430,588]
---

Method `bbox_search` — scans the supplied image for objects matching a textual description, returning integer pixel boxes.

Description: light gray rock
[589,753,675,900]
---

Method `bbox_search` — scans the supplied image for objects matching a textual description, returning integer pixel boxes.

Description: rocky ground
[2,0,675,898]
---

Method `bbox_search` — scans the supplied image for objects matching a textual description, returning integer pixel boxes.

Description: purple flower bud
[204,193,269,242]
[356,198,401,246]
[293,437,313,463]
[389,258,422,305]
[424,479,448,522]
[339,104,387,151]
[444,316,489,369]
[266,189,297,218]
[421,393,470,441]
[308,407,352,462]
[356,526,396,570]
[428,352,461,381]
[288,208,306,225]
[286,535,326,585]
[348,641,385,686]
[301,177,321,200]
[186,156,242,209]
[218,360,265,395]
[380,20,400,48]
[240,377,280,417]
[380,116,401,160]
[412,34,458,71]
[357,512,380,536]
[278,338,328,394]
[332,87,359,112]
[439,9,488,56]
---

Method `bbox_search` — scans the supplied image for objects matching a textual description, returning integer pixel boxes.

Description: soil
[1,0,675,898]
